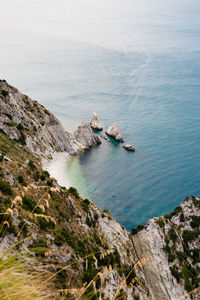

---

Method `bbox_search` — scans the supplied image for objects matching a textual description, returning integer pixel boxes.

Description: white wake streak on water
[129,54,151,107]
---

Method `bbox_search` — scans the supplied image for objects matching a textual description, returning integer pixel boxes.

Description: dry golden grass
[0,253,50,300]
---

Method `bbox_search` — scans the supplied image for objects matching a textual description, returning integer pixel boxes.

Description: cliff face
[132,198,200,300]
[0,80,100,159]
[0,81,199,300]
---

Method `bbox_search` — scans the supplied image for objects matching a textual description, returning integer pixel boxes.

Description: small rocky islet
[90,112,136,151]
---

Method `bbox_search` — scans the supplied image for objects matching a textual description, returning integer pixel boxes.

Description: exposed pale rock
[90,112,103,130]
[0,80,101,159]
[122,144,136,151]
[132,197,200,300]
[106,123,124,142]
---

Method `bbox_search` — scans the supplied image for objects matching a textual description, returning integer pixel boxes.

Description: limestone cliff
[132,197,200,300]
[0,80,100,159]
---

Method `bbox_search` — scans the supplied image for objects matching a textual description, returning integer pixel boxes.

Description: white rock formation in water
[106,123,124,142]
[90,112,103,130]
[122,144,136,151]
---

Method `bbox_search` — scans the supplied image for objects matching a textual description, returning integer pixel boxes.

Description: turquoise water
[1,0,200,230]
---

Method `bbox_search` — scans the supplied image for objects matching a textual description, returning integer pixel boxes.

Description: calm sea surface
[1,0,200,229]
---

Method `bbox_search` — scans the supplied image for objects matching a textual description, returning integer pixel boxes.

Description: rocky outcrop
[123,144,136,151]
[132,197,200,300]
[106,123,124,142]
[0,80,100,158]
[90,112,103,130]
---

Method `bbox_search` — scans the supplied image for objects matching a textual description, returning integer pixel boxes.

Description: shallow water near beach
[1,0,200,230]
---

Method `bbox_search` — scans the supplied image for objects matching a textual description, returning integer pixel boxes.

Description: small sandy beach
[43,152,71,188]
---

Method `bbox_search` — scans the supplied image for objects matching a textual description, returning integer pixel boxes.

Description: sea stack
[123,144,136,151]
[106,123,124,142]
[90,112,103,130]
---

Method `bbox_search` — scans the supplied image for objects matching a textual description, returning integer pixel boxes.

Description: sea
[1,0,200,230]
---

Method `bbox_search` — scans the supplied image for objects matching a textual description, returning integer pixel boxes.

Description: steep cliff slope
[132,198,200,300]
[0,80,100,159]
[0,81,199,300]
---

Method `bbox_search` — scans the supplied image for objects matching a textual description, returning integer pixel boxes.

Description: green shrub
[1,90,9,97]
[180,213,185,222]
[123,265,136,285]
[190,215,200,229]
[16,123,24,130]
[8,121,17,126]
[28,160,36,170]
[81,199,90,213]
[93,232,102,246]
[86,216,93,227]
[131,224,145,235]
[156,218,165,228]
[22,196,42,213]
[7,224,17,236]
[182,230,199,243]
[46,180,53,187]
[184,278,193,293]
[18,132,26,145]
[0,180,12,195]
[191,197,200,208]
[42,170,50,178]
[137,224,145,230]
[68,187,79,199]
[131,228,138,235]
[82,269,98,284]
[18,175,25,184]
[167,206,182,219]
[77,240,86,257]
[40,175,45,181]
[168,228,177,243]
[60,227,75,248]
[163,244,171,255]
[176,251,187,263]
[37,216,55,230]
[170,266,181,283]
[0,155,4,162]
[168,253,175,263]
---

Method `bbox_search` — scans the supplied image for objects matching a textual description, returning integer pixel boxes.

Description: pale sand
[43,152,71,188]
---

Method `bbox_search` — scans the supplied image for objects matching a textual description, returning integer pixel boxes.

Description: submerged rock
[90,112,103,130]
[106,123,124,142]
[122,144,136,151]
[100,133,110,142]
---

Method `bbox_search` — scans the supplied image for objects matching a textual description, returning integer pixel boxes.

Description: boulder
[106,123,124,142]
[122,144,136,151]
[90,112,103,130]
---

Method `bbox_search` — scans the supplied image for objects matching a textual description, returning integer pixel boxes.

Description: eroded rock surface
[0,80,100,158]
[123,144,136,151]
[90,112,103,130]
[106,123,124,142]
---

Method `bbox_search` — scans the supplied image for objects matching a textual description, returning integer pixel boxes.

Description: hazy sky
[1,0,199,51]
